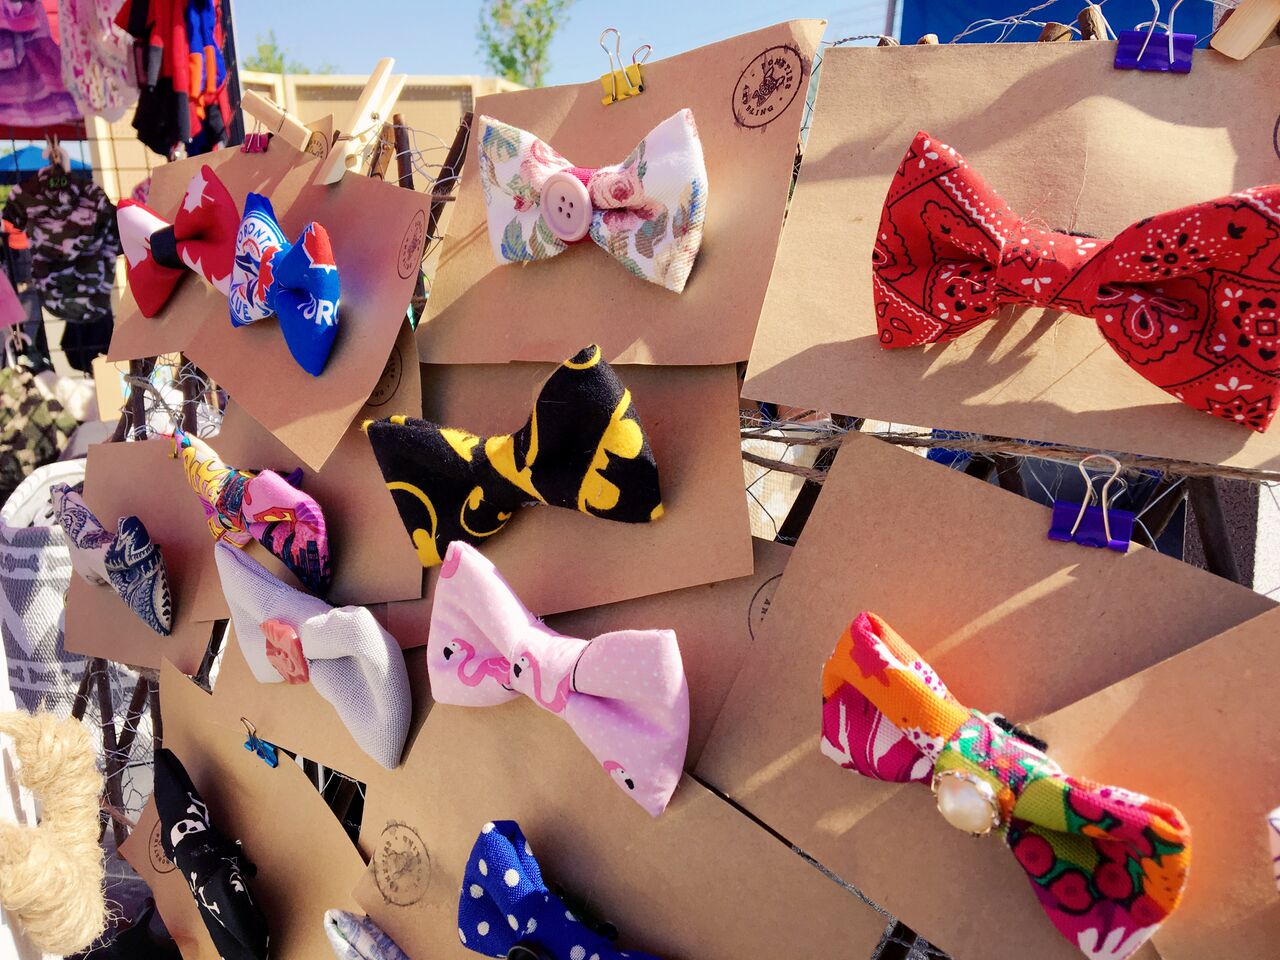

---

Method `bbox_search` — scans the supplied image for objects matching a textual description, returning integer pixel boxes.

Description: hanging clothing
[2,168,121,323]
[184,0,228,145]
[58,311,112,372]
[57,0,139,122]
[0,0,80,127]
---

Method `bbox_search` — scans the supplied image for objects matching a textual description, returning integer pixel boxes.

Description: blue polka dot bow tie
[458,821,661,960]
[229,193,341,376]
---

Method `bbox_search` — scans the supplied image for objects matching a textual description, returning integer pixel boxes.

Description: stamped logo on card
[149,819,176,874]
[733,45,805,129]
[398,209,428,279]
[373,821,430,906]
[367,341,403,407]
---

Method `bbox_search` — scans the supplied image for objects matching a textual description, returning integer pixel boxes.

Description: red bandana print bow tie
[117,164,240,317]
[874,131,1280,431]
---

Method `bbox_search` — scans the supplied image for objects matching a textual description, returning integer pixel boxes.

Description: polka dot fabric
[458,820,660,960]
[430,542,689,817]
[874,131,1280,431]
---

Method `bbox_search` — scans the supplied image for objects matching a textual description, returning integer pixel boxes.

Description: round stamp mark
[398,209,428,280]
[746,573,784,642]
[367,342,403,407]
[373,821,430,906]
[149,819,175,874]
[733,45,806,130]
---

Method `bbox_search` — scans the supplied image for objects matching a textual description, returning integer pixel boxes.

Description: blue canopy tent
[0,144,90,185]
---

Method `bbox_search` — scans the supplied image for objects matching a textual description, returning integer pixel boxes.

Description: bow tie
[324,910,409,960]
[459,820,662,960]
[478,110,708,293]
[229,193,341,376]
[822,612,1190,960]
[875,130,1280,431]
[364,344,663,569]
[154,748,270,960]
[173,429,331,595]
[117,164,239,317]
[50,483,172,636]
[214,543,411,769]
[431,542,687,816]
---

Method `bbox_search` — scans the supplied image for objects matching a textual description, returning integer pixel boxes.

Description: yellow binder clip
[599,28,651,106]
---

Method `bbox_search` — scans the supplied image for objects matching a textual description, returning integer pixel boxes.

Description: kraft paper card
[694,431,1273,959]
[121,660,366,960]
[745,41,1280,469]
[379,360,753,627]
[352,701,887,960]
[108,142,431,470]
[186,322,423,620]
[62,439,223,673]
[418,19,825,366]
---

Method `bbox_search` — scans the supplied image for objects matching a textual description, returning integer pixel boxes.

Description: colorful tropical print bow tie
[875,130,1280,431]
[214,543,411,769]
[229,193,341,376]
[821,612,1190,960]
[431,542,687,815]
[172,429,331,595]
[154,748,270,960]
[478,110,708,293]
[117,164,239,317]
[324,910,409,960]
[365,344,663,568]
[50,482,172,636]
[459,821,662,960]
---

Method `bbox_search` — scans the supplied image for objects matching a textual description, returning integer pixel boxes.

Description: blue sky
[232,1,890,86]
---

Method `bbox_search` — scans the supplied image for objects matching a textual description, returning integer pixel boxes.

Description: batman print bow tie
[821,612,1190,960]
[875,130,1280,431]
[154,748,270,960]
[458,820,661,960]
[364,345,663,568]
[172,429,331,594]
[432,541,688,815]
[117,164,240,317]
[478,110,707,293]
[51,483,172,636]
[229,193,341,376]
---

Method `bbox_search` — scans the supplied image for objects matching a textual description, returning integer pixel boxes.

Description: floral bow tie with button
[431,542,688,816]
[478,110,707,293]
[875,130,1280,430]
[458,820,662,960]
[364,345,663,569]
[821,612,1191,960]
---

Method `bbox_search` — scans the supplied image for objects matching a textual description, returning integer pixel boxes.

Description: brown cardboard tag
[418,20,825,366]
[120,660,367,959]
[745,42,1280,468]
[351,700,888,960]
[694,431,1273,958]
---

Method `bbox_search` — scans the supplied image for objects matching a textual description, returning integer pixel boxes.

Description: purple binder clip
[1048,455,1134,553]
[1114,2,1194,74]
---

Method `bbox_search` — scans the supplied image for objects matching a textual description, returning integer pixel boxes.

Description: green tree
[477,0,575,87]
[240,30,335,75]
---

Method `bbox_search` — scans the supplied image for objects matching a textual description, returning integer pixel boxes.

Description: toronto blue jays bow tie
[229,193,341,376]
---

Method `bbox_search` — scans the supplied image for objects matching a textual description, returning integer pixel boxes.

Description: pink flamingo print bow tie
[429,541,689,816]
[477,109,708,293]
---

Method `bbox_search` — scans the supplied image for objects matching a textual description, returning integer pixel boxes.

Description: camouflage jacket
[0,367,78,508]
[1,170,121,322]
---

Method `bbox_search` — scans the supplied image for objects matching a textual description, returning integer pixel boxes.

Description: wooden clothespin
[366,121,397,180]
[314,58,407,185]
[876,35,900,47]
[916,33,940,44]
[241,89,326,157]
[599,28,651,105]
[1038,21,1074,42]
[1210,0,1280,60]
[1077,4,1110,40]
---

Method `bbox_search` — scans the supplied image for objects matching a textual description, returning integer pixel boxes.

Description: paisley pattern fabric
[173,429,331,595]
[50,482,172,635]
[458,820,662,960]
[875,130,1280,431]
[365,345,663,568]
[155,748,269,960]
[324,910,409,960]
[821,612,1190,960]
[431,541,688,815]
[229,193,341,377]
[479,110,707,293]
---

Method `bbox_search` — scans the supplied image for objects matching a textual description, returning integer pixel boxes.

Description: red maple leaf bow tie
[874,131,1280,432]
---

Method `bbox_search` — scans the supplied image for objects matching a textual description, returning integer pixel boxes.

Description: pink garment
[0,271,23,329]
[0,0,79,127]
[430,541,690,816]
[57,0,137,122]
